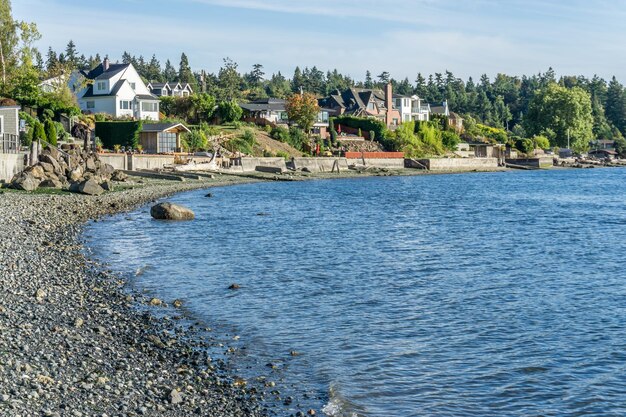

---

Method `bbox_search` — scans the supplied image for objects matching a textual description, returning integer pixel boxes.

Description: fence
[0,133,20,154]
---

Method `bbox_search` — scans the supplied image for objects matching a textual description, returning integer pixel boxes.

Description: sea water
[84,169,626,417]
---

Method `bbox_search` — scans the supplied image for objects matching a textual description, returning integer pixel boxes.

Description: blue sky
[13,0,626,82]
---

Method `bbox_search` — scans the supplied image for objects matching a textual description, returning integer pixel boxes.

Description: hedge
[332,115,393,149]
[95,121,142,149]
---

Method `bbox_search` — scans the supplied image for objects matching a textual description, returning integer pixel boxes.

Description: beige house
[0,105,20,153]
[139,123,190,154]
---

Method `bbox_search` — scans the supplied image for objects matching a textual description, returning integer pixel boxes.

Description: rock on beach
[150,202,195,221]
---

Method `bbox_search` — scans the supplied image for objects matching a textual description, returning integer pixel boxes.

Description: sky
[12,0,626,82]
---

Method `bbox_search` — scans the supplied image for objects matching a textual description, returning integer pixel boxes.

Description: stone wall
[411,158,499,171]
[0,153,26,181]
[351,158,405,169]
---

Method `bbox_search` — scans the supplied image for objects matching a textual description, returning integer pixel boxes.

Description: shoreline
[0,165,596,416]
[0,176,272,417]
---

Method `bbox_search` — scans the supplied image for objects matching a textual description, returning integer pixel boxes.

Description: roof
[81,79,126,98]
[148,83,169,89]
[142,123,190,133]
[319,88,391,116]
[136,94,159,101]
[84,63,130,80]
[240,98,286,112]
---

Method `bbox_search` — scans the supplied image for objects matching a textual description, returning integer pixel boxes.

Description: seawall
[0,153,26,181]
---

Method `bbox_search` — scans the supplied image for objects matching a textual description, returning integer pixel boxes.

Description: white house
[394,95,431,122]
[77,58,160,120]
[147,82,193,97]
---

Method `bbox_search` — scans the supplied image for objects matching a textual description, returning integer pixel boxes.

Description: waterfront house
[147,82,193,97]
[430,100,450,117]
[319,83,402,128]
[395,95,430,122]
[77,58,160,120]
[139,123,190,154]
[241,98,289,125]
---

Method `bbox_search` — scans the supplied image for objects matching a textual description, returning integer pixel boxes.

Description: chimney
[103,57,110,71]
[385,82,393,127]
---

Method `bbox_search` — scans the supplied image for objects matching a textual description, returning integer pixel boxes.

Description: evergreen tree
[605,76,626,134]
[415,73,427,97]
[217,57,242,101]
[291,66,304,93]
[364,70,373,89]
[377,71,390,86]
[64,40,77,66]
[163,59,177,81]
[45,47,58,73]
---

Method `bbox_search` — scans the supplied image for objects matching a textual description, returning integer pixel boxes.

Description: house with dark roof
[319,83,402,128]
[147,82,193,97]
[240,98,289,125]
[429,100,450,117]
[77,58,160,120]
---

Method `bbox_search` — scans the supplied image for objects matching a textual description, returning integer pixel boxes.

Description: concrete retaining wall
[0,153,26,181]
[239,157,287,172]
[132,155,176,171]
[98,154,128,170]
[351,158,405,169]
[290,157,349,172]
[506,157,553,169]
[413,158,499,171]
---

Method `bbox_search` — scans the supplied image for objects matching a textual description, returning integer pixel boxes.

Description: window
[367,102,375,111]
[141,102,158,112]
[395,99,401,107]
[130,82,136,90]
[158,132,177,153]
[97,81,106,91]
[119,100,133,110]
[0,115,4,133]
[86,101,95,109]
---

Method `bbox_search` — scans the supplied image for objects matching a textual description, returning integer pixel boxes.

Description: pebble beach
[0,177,270,417]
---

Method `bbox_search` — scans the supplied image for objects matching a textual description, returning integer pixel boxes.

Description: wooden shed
[139,123,190,154]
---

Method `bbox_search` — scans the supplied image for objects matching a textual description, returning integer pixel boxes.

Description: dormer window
[97,81,106,91]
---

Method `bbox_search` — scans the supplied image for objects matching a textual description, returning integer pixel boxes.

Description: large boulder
[111,170,128,182]
[11,172,40,191]
[39,178,63,189]
[39,154,62,174]
[150,203,195,221]
[100,163,115,178]
[85,156,96,172]
[69,166,84,182]
[39,161,55,175]
[70,178,105,196]
[26,164,46,180]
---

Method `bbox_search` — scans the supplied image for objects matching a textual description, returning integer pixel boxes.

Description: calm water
[85,169,626,417]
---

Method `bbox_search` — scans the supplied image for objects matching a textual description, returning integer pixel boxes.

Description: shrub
[288,127,307,150]
[218,100,243,123]
[33,121,46,143]
[516,138,535,154]
[369,130,376,142]
[183,130,208,152]
[263,124,272,133]
[532,135,550,150]
[44,119,57,146]
[276,150,290,159]
[270,126,290,142]
[441,130,461,150]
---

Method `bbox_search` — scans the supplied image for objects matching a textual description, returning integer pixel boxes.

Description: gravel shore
[0,177,271,417]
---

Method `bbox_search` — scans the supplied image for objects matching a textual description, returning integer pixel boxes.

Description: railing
[0,133,20,154]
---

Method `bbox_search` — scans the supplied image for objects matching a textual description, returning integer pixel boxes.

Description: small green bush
[33,121,46,143]
[44,119,57,146]
[288,127,307,150]
[276,150,290,159]
[218,100,243,123]
[270,126,290,142]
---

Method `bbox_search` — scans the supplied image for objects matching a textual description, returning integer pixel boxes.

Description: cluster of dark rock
[10,145,128,195]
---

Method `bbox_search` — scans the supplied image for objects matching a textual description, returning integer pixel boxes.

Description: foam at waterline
[322,383,362,417]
